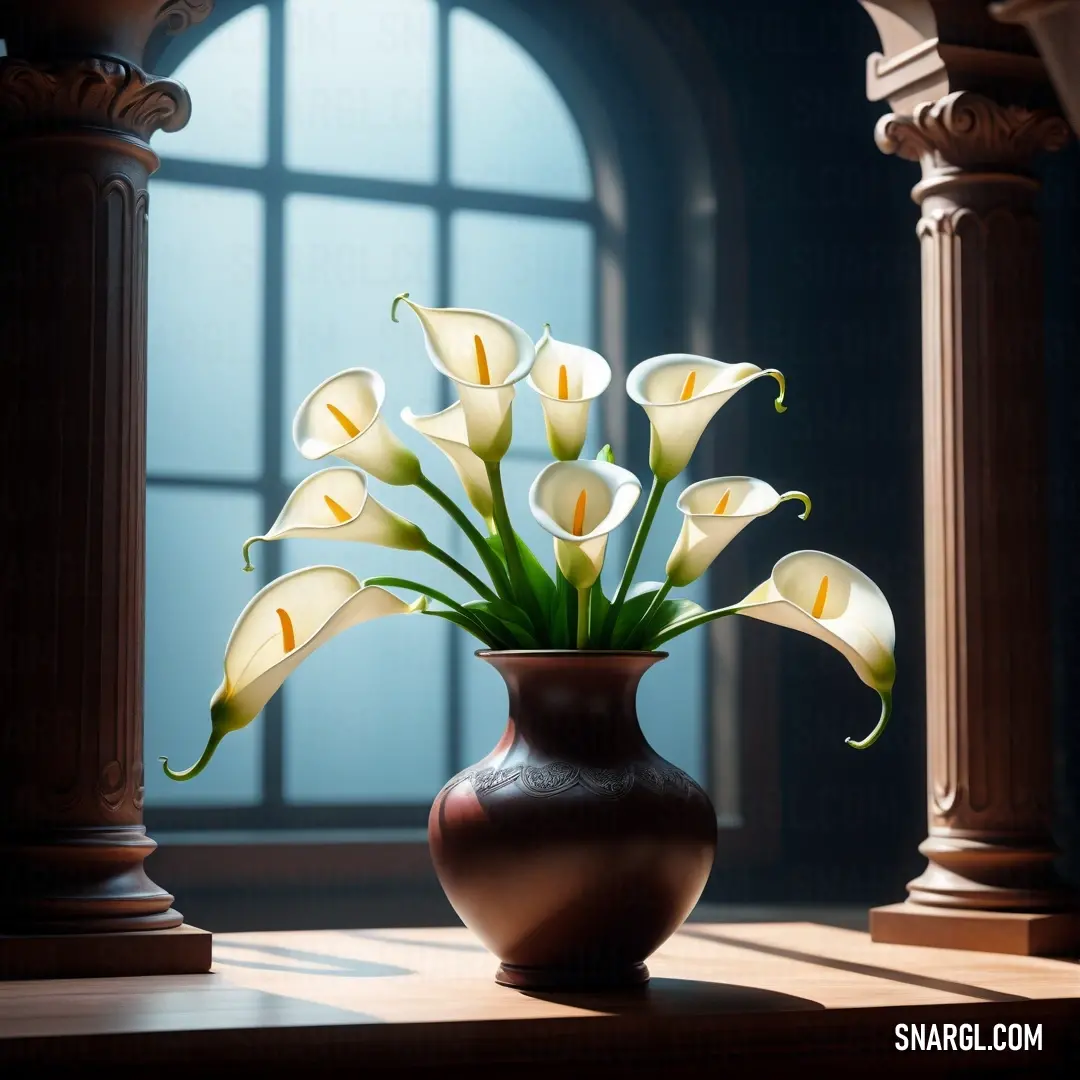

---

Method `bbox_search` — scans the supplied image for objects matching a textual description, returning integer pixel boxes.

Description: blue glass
[278,482,457,803]
[144,487,263,806]
[285,0,437,181]
[633,474,707,783]
[158,5,269,166]
[148,181,264,479]
[451,211,594,454]
[282,195,438,483]
[450,8,592,199]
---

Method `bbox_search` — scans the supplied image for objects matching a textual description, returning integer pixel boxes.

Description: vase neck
[481,652,663,761]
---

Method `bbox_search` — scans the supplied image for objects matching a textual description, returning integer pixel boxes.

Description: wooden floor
[2,921,1079,1075]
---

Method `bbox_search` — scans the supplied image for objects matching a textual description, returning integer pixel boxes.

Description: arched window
[145,0,713,829]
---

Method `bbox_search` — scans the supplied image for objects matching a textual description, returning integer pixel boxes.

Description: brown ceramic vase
[428,650,717,991]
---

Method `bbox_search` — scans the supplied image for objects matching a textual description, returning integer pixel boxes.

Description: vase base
[495,960,650,991]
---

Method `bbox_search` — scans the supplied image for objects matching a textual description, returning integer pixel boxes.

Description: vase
[427,650,717,991]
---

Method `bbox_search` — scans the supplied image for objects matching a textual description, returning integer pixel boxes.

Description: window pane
[285,0,437,181]
[158,5,269,166]
[634,477,707,783]
[278,482,457,802]
[144,487,263,806]
[283,195,438,482]
[148,182,263,478]
[450,8,591,199]
[451,211,594,454]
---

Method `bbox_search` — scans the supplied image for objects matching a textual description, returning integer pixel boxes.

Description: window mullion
[435,0,464,781]
[258,0,289,818]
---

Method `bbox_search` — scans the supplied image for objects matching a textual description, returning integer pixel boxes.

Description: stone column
[869,91,1080,954]
[0,0,212,977]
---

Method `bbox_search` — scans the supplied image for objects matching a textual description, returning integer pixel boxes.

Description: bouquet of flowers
[162,294,895,781]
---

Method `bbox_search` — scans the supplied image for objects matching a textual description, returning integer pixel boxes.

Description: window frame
[145,0,780,872]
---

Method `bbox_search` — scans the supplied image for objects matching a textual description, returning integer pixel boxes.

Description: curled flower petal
[161,569,425,780]
[241,467,425,571]
[392,294,534,461]
[737,550,896,747]
[665,477,811,586]
[293,368,420,485]
[401,403,493,524]
[528,460,641,588]
[626,354,786,481]
[526,327,611,460]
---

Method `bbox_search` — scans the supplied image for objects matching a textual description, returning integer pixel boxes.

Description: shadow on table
[346,930,488,953]
[681,926,1029,1003]
[519,976,824,1014]
[212,939,414,978]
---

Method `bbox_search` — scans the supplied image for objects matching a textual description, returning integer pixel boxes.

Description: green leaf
[596,443,616,464]
[473,596,535,629]
[610,582,666,647]
[549,568,573,648]
[626,580,666,600]
[464,600,538,648]
[486,533,556,623]
[641,598,710,650]
[424,608,500,648]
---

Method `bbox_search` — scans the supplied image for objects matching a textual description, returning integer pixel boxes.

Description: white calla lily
[665,477,811,587]
[401,402,494,526]
[627,354,787,481]
[293,368,420,485]
[391,293,535,462]
[526,326,611,460]
[738,550,896,749]
[160,567,425,779]
[529,460,641,589]
[241,467,425,571]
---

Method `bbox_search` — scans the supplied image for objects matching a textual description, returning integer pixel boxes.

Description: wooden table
[2,922,1079,1076]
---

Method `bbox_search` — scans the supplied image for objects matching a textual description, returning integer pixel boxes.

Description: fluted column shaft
[0,1,210,933]
[877,92,1073,910]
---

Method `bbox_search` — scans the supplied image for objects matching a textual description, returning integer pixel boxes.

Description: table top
[2,922,1079,1074]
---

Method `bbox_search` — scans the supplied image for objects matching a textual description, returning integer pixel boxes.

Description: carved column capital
[0,56,191,143]
[875,91,1072,176]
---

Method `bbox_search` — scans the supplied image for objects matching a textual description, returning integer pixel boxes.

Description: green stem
[423,607,500,648]
[845,690,892,751]
[420,539,498,602]
[626,578,674,648]
[576,586,591,649]
[485,460,546,629]
[365,575,509,647]
[415,472,514,598]
[650,602,742,647]
[360,575,469,619]
[160,730,224,782]
[598,475,668,646]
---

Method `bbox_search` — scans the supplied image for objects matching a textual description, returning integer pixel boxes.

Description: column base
[870,902,1080,956]
[0,923,212,980]
[905,835,1075,911]
[0,825,181,933]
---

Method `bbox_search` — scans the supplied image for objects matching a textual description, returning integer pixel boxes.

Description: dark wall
[638,0,926,903]
[628,0,1079,902]
[1042,138,1080,888]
